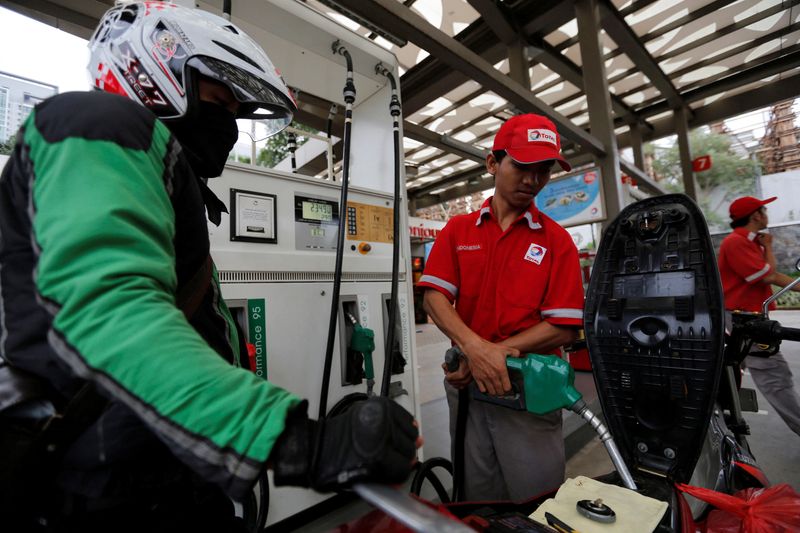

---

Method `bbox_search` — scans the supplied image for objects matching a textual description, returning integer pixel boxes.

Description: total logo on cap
[493,114,571,171]
[527,129,558,146]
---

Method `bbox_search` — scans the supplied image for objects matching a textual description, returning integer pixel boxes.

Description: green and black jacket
[0,91,300,499]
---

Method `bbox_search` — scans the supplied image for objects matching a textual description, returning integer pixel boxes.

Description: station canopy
[7,0,799,207]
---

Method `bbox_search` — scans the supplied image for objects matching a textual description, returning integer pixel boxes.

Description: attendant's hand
[462,339,520,396]
[757,232,773,247]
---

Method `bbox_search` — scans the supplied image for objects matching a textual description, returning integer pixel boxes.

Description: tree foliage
[646,130,759,230]
[256,122,318,168]
[0,134,16,156]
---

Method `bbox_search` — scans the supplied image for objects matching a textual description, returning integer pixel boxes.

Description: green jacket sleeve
[26,107,300,498]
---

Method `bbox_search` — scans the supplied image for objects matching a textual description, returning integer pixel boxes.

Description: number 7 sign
[692,155,712,172]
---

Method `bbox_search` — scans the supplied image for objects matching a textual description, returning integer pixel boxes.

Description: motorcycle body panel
[584,194,726,483]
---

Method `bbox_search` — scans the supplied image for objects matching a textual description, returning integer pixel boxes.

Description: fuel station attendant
[419,114,585,501]
[0,4,418,531]
[718,196,800,437]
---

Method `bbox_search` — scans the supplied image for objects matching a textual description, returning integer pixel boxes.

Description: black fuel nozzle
[444,346,463,372]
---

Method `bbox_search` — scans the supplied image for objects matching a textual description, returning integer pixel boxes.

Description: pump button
[358,242,372,254]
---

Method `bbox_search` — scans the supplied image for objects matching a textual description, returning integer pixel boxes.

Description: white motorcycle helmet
[88,1,296,138]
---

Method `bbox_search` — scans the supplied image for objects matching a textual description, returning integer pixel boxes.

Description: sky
[0,7,89,93]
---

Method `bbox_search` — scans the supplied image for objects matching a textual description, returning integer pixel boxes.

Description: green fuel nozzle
[350,323,376,394]
[506,354,583,414]
[447,348,638,491]
[507,354,637,490]
[363,351,375,382]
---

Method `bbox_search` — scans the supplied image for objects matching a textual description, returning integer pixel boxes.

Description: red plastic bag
[676,483,800,533]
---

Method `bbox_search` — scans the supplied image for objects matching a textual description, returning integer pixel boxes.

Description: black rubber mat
[584,194,725,483]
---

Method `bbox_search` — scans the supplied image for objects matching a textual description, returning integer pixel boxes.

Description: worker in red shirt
[718,196,800,437]
[418,114,584,500]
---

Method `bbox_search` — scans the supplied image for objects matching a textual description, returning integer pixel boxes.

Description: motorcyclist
[0,3,419,530]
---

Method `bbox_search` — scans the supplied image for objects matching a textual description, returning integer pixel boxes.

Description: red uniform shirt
[418,198,584,348]
[718,227,775,312]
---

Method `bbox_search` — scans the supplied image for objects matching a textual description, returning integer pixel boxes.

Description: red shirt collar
[475,196,542,230]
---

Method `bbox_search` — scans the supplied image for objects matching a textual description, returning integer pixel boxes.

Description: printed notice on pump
[232,189,277,243]
[346,201,394,243]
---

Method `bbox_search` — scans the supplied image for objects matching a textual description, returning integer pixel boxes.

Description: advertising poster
[535,168,605,226]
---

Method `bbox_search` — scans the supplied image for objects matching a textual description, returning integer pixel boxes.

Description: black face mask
[167,101,239,179]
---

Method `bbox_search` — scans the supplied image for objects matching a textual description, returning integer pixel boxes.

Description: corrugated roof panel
[410,0,480,36]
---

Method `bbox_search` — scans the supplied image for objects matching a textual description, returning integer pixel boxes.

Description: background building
[0,71,57,143]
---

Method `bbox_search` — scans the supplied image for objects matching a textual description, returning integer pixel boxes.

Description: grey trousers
[445,380,565,501]
[745,352,800,437]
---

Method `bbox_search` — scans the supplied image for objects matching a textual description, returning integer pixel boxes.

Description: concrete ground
[299,310,800,532]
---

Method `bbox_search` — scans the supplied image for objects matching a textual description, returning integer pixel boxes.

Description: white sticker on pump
[398,293,410,364]
[357,295,370,328]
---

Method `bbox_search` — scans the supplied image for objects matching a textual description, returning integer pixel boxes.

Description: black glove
[271,398,418,491]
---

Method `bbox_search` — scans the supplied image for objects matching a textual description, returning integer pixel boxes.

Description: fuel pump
[314,41,473,533]
[321,49,407,416]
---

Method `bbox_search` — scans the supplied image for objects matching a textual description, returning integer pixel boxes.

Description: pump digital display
[302,201,333,222]
[295,195,339,226]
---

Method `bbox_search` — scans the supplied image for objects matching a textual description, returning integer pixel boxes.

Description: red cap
[492,114,571,171]
[729,196,776,220]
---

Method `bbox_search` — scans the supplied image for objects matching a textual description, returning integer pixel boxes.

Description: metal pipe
[571,399,638,491]
[353,484,474,533]
[762,275,800,316]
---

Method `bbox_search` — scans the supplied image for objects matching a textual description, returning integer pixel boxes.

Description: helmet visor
[188,55,294,137]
